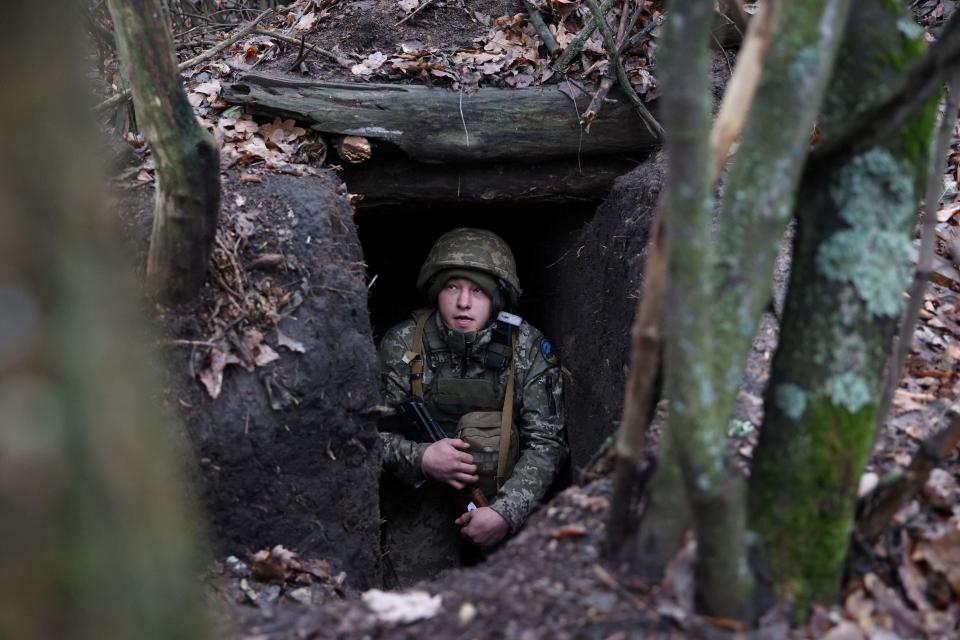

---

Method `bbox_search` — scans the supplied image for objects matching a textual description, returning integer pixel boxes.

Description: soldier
[378,227,568,586]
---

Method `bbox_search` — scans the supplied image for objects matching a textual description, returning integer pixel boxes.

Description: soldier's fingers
[455,452,475,464]
[449,479,465,490]
[459,463,478,474]
[456,472,479,483]
[448,439,470,450]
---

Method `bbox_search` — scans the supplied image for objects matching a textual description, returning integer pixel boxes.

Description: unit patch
[539,337,559,366]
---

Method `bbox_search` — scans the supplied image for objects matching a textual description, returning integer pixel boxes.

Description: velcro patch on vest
[539,337,559,366]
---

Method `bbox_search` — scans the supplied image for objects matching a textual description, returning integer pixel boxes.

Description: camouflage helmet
[416,228,521,299]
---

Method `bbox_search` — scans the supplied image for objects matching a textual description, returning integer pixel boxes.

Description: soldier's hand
[421,438,478,489]
[455,507,508,547]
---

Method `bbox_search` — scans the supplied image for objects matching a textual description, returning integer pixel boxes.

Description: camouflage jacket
[379,310,567,533]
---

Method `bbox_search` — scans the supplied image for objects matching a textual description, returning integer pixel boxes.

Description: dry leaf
[916,528,960,594]
[821,621,865,640]
[276,328,306,353]
[193,80,222,97]
[937,202,960,222]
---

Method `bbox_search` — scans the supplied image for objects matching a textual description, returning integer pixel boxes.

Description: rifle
[397,399,490,511]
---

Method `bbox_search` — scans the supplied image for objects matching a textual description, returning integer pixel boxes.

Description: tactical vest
[404,310,519,493]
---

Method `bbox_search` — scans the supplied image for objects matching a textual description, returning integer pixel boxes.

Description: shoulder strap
[496,328,518,488]
[404,310,431,400]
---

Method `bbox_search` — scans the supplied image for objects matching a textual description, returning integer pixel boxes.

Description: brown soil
[126,170,384,589]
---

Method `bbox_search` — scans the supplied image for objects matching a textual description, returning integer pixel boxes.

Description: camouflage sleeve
[378,322,429,486]
[489,330,567,533]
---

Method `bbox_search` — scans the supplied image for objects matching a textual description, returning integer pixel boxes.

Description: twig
[622,13,665,54]
[583,0,664,141]
[523,0,559,55]
[615,0,630,42]
[287,34,309,72]
[709,0,781,178]
[857,407,960,541]
[606,208,666,551]
[592,564,649,611]
[581,3,648,130]
[95,8,272,112]
[252,28,355,69]
[396,0,434,26]
[553,0,619,72]
[618,1,647,49]
[580,75,616,130]
[876,74,960,430]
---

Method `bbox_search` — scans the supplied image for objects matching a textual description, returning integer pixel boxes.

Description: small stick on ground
[580,75,615,130]
[96,8,272,112]
[584,0,664,141]
[622,13,665,54]
[396,0,434,26]
[523,0,559,55]
[253,28,355,69]
[553,0,619,72]
[856,407,960,541]
[876,74,960,430]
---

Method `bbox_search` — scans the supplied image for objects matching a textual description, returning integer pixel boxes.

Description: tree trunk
[0,3,213,638]
[748,0,937,614]
[107,0,220,305]
[222,73,660,163]
[657,0,755,620]
[632,0,853,617]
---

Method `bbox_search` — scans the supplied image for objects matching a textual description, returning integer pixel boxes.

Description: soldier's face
[437,277,492,333]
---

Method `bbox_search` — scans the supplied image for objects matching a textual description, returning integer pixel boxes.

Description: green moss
[897,97,939,169]
[752,397,876,614]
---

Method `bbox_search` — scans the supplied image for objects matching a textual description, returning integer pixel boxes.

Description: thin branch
[709,0,781,178]
[252,28,355,68]
[584,0,664,141]
[606,209,666,551]
[96,8,272,112]
[809,8,960,168]
[553,0,619,72]
[396,0,434,26]
[622,13,666,54]
[615,0,630,42]
[876,74,960,430]
[523,0,559,55]
[580,75,616,129]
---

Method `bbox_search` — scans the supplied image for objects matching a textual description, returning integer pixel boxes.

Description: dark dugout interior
[352,156,663,483]
[356,202,597,345]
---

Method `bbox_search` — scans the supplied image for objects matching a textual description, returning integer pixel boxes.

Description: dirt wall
[157,172,383,588]
[557,155,663,478]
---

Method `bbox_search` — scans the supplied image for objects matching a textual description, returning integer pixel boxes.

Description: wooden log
[222,72,660,163]
[338,155,638,207]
